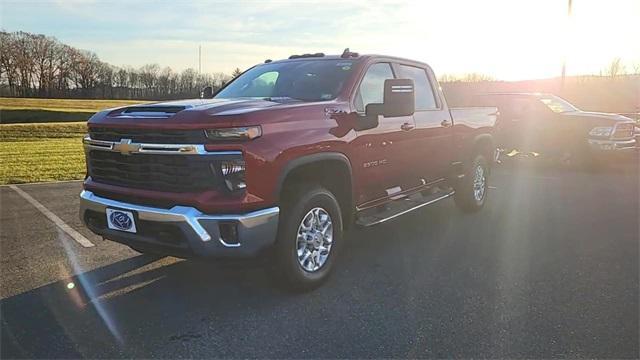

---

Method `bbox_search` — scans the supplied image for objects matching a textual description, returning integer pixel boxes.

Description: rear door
[395,63,453,184]
[351,62,418,206]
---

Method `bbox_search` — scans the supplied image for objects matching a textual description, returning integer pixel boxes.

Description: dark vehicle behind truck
[476,93,637,166]
[80,50,497,290]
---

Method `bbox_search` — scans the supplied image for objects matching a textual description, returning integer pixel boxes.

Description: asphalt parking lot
[1,161,638,358]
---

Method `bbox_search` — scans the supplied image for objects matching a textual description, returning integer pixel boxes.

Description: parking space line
[9,185,95,248]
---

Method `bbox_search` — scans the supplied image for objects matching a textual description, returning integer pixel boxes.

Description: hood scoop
[111,105,188,118]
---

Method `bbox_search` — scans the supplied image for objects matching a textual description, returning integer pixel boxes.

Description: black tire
[454,154,489,212]
[271,184,344,292]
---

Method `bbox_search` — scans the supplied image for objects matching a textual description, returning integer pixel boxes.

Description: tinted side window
[355,63,394,112]
[397,65,437,110]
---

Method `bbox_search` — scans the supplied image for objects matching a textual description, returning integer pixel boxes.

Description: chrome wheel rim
[473,164,486,202]
[296,207,333,272]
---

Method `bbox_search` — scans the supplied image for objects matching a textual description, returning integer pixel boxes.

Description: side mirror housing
[201,86,213,99]
[380,78,415,117]
[358,78,415,130]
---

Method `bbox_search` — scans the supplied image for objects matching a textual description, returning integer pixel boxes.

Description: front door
[351,62,417,207]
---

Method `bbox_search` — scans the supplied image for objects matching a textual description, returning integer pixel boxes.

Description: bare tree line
[1,30,637,100]
[438,73,496,83]
[0,31,235,100]
[439,58,640,83]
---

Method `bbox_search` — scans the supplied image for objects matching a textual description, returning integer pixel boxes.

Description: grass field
[0,97,151,183]
[0,97,148,123]
[0,122,86,184]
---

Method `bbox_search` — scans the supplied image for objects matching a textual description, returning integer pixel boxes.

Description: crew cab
[80,50,497,290]
[475,93,637,167]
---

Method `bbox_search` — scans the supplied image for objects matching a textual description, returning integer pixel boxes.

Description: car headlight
[217,159,246,191]
[588,126,613,137]
[205,126,261,141]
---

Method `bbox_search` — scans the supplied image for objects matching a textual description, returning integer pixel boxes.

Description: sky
[1,0,639,80]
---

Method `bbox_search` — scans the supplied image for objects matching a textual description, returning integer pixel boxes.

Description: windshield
[538,95,578,113]
[215,59,356,101]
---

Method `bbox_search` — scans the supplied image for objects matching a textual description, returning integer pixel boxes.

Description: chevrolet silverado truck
[80,50,497,290]
[475,93,637,167]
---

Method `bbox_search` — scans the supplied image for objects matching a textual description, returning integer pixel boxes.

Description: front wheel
[271,185,343,291]
[454,154,489,212]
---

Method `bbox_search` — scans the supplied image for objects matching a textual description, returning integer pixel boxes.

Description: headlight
[215,159,246,191]
[205,126,261,141]
[588,126,613,137]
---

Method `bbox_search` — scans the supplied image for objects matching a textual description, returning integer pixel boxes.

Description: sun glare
[390,0,640,80]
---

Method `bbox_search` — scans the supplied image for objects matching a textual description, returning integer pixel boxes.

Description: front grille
[87,150,220,192]
[612,123,635,140]
[91,189,174,209]
[89,127,207,144]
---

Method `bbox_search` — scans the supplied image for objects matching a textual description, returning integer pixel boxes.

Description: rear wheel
[271,184,343,291]
[454,154,489,212]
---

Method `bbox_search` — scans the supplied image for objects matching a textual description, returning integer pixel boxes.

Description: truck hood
[561,110,633,125]
[89,97,332,128]
[115,98,297,116]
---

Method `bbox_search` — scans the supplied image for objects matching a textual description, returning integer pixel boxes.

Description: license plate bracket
[106,208,137,233]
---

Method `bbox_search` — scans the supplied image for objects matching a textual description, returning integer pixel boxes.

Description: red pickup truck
[80,50,497,290]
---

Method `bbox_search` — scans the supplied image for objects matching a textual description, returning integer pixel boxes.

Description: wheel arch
[276,152,354,226]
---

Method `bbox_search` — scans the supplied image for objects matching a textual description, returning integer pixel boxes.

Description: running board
[356,189,454,227]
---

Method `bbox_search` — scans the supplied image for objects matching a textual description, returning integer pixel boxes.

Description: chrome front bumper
[588,138,637,152]
[79,190,279,258]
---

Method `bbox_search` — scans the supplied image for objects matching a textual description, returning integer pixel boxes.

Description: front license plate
[106,208,137,233]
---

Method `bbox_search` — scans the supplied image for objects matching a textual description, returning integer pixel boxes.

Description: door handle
[441,119,452,128]
[401,122,415,131]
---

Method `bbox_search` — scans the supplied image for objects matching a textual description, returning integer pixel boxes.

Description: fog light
[219,222,239,246]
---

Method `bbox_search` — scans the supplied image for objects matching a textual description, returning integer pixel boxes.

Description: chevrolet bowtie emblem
[112,139,141,155]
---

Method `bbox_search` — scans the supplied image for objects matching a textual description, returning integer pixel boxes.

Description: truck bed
[450,107,499,129]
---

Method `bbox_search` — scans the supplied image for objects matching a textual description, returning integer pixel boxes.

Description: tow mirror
[201,86,213,99]
[359,78,415,130]
[382,78,415,117]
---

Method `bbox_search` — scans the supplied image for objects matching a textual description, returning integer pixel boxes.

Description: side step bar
[356,190,454,227]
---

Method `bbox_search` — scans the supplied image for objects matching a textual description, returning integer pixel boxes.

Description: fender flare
[275,152,353,200]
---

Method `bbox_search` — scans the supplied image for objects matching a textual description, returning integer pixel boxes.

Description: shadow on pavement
[0,253,285,358]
